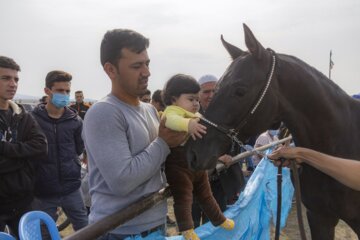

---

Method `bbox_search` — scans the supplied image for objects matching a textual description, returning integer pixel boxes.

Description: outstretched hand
[267,146,302,167]
[159,117,187,148]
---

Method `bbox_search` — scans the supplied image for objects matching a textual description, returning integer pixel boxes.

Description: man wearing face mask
[252,129,279,167]
[32,70,88,234]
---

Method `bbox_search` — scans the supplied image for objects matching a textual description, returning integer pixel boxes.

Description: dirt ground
[273,201,357,240]
[61,197,357,239]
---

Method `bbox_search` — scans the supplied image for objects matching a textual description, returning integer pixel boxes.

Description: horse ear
[221,35,245,60]
[243,23,267,60]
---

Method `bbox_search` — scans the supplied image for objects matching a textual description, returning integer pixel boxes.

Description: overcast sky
[1,0,359,100]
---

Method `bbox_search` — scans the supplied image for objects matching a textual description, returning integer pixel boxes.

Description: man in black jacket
[0,56,47,238]
[70,90,90,120]
[32,70,88,233]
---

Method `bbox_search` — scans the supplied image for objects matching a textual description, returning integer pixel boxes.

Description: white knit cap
[198,74,218,85]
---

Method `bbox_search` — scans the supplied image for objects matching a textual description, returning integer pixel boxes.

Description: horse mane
[278,54,351,100]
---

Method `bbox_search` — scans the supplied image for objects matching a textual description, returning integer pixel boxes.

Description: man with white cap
[192,74,245,227]
[198,74,217,113]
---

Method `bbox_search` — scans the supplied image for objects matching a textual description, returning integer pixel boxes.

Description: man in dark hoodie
[0,56,47,238]
[32,70,88,232]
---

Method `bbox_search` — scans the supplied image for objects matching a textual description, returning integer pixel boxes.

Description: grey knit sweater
[83,94,170,235]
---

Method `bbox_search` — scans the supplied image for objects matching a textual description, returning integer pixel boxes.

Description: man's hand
[218,154,233,167]
[159,117,187,148]
[267,146,302,167]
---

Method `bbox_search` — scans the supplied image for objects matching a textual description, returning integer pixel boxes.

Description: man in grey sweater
[83,29,185,240]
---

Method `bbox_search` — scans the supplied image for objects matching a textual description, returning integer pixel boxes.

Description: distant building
[14,94,40,105]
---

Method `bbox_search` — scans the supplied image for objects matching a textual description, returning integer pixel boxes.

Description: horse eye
[234,87,247,97]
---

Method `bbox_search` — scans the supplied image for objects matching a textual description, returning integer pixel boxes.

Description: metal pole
[329,50,332,80]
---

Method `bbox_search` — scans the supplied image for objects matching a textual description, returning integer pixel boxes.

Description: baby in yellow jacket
[162,74,234,240]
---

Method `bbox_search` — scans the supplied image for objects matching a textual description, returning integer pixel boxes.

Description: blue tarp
[126,149,294,240]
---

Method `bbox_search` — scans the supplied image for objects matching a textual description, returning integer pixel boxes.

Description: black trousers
[0,204,32,238]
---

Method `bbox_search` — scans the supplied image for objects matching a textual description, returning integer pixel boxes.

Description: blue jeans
[97,224,166,240]
[33,188,88,230]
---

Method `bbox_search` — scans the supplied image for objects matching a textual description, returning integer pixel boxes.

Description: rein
[200,117,244,150]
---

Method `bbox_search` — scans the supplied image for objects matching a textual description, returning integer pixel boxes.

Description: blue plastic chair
[0,232,16,240]
[19,211,61,240]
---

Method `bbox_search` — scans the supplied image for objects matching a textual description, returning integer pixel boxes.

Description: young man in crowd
[70,90,90,120]
[151,89,165,112]
[32,70,88,234]
[139,89,151,103]
[0,56,47,238]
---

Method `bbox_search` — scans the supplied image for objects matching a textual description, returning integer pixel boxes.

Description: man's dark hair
[45,70,72,89]
[162,74,200,106]
[75,90,83,94]
[100,29,149,66]
[40,95,48,103]
[152,89,163,103]
[0,56,21,71]
[140,89,151,97]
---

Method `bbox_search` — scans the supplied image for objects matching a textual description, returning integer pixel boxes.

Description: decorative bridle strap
[250,51,276,114]
[200,49,277,148]
[234,49,277,131]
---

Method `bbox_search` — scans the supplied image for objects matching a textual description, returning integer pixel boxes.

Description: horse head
[186,24,282,170]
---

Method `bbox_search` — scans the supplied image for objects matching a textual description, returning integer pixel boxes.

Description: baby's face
[173,93,200,113]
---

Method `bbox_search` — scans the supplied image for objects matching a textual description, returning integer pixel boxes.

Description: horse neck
[276,55,360,154]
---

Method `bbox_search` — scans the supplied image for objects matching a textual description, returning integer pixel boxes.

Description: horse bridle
[201,49,277,146]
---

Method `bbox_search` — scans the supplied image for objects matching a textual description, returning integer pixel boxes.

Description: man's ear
[44,87,51,96]
[103,62,117,79]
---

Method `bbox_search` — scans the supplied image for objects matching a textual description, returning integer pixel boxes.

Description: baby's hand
[188,119,207,140]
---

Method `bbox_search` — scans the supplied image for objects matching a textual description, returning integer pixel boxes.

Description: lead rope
[278,129,307,240]
[275,158,285,240]
[290,160,307,240]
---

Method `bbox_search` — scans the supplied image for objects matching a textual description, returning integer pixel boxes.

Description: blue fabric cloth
[125,149,294,240]
[352,93,360,99]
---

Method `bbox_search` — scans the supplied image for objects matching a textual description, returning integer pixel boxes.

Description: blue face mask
[268,130,279,136]
[51,93,70,108]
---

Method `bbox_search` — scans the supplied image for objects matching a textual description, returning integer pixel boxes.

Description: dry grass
[57,213,74,238]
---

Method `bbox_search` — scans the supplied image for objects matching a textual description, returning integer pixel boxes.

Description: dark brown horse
[186,24,360,239]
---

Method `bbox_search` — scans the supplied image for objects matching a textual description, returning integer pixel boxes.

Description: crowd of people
[1,28,360,240]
